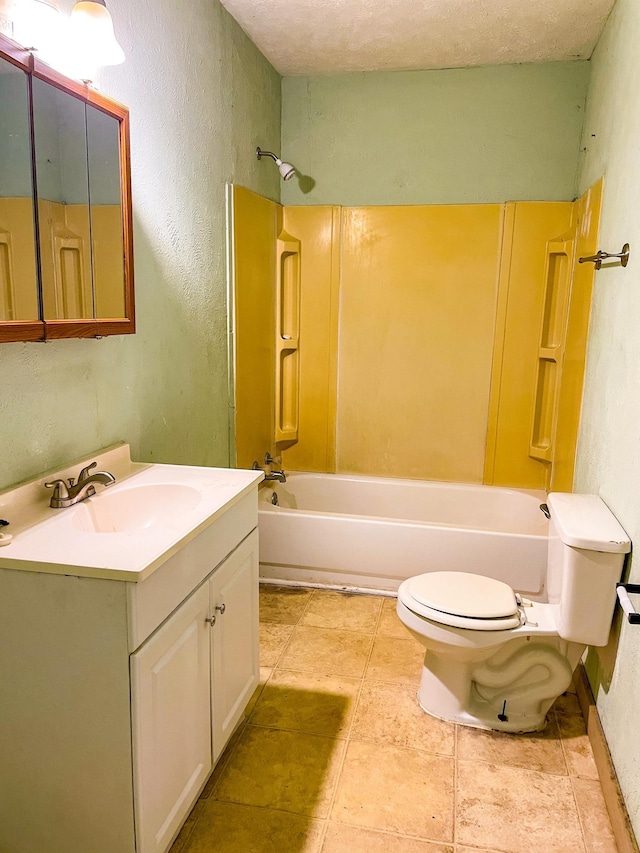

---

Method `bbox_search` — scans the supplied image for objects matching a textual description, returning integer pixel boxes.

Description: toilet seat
[400,571,522,631]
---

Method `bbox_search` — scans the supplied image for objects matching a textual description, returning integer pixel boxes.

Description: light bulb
[69,0,125,69]
[13,0,65,66]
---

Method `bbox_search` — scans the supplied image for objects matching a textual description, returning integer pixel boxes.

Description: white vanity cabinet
[0,452,262,853]
[131,582,213,853]
[132,531,259,853]
[209,531,260,759]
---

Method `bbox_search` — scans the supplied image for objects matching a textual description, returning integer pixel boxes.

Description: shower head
[278,161,296,181]
[256,147,296,181]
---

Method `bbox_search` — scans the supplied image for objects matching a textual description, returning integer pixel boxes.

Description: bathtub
[258,472,549,594]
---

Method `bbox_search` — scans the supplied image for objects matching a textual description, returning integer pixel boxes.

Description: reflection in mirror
[32,78,93,321]
[86,106,126,319]
[0,57,38,322]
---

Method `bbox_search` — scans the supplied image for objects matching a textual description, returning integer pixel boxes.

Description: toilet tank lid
[547,493,631,553]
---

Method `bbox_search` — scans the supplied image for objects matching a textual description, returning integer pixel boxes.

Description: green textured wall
[0,0,281,490]
[281,63,590,206]
[575,0,640,839]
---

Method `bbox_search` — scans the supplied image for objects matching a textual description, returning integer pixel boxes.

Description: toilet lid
[405,571,519,619]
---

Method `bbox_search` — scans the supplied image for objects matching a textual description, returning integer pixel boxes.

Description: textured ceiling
[219,0,615,76]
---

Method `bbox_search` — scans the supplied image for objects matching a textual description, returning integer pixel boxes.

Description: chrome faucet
[44,461,116,509]
[252,452,287,483]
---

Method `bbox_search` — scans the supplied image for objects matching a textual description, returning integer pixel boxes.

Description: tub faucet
[45,461,116,508]
[252,455,287,483]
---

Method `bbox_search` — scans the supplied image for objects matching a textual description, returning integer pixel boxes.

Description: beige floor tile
[213,725,346,818]
[322,823,453,852]
[556,708,600,779]
[259,584,313,625]
[456,759,584,853]
[377,596,411,639]
[572,777,618,853]
[249,669,360,738]
[259,623,294,667]
[332,740,454,842]
[243,667,272,719]
[351,681,454,756]
[365,635,424,685]
[456,715,567,774]
[182,801,324,853]
[301,590,383,632]
[280,625,373,677]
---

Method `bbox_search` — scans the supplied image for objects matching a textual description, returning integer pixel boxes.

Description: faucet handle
[78,461,97,482]
[44,479,70,501]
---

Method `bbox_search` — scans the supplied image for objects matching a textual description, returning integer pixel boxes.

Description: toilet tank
[546,493,630,646]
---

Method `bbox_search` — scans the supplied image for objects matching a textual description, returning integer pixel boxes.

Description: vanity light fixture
[69,0,125,68]
[12,0,65,64]
[256,147,296,181]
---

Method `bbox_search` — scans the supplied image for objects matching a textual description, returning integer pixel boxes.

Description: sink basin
[71,484,201,534]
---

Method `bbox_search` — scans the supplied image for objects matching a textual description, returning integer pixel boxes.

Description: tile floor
[171,585,618,853]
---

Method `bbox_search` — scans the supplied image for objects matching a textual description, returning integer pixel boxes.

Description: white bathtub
[258,472,549,594]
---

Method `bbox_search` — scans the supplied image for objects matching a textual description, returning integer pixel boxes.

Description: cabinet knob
[215,603,226,615]
[205,614,216,626]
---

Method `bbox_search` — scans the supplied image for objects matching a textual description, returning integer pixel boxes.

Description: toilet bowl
[397,492,630,733]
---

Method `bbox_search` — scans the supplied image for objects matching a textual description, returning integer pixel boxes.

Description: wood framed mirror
[0,32,134,343]
[0,38,39,341]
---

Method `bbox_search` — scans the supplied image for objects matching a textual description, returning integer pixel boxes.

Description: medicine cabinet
[0,33,134,342]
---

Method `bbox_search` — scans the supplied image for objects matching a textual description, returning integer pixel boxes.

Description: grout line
[567,774,592,853]
[271,627,296,669]
[554,704,591,853]
[332,814,458,848]
[453,722,459,849]
[315,592,388,835]
[315,814,330,852]
[272,623,380,637]
[554,704,575,778]
[321,598,378,836]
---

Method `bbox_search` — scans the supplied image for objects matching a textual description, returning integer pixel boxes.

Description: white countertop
[0,444,263,582]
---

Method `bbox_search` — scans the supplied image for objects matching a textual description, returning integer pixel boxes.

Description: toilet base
[416,675,548,733]
[416,641,577,733]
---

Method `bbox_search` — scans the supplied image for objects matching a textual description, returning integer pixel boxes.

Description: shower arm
[256,147,279,163]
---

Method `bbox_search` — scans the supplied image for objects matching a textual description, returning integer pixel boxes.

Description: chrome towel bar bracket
[616,583,640,624]
[579,243,630,270]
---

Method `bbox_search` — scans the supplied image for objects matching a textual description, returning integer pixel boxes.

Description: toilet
[397,492,630,733]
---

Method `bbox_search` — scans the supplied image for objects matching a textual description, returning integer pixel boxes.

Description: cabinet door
[210,530,259,760]
[131,583,212,853]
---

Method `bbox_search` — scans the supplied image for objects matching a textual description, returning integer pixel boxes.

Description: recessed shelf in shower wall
[275,230,301,444]
[530,238,573,466]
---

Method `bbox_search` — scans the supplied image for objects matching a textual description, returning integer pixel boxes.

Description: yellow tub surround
[0,443,263,580]
[232,184,602,492]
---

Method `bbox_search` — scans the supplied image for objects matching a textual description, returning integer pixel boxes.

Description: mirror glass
[86,105,126,318]
[32,78,93,320]
[0,57,38,322]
